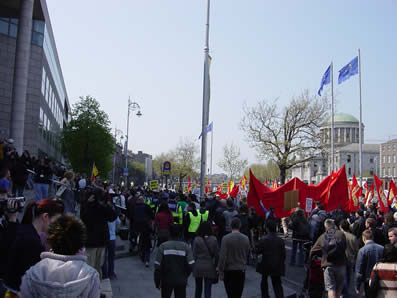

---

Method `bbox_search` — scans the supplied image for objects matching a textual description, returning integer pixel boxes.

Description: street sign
[150,180,159,191]
[163,161,171,176]
[123,168,128,176]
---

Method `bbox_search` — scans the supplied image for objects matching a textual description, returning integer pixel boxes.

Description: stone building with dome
[290,113,379,184]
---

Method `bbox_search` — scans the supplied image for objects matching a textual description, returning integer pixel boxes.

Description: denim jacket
[355,240,384,290]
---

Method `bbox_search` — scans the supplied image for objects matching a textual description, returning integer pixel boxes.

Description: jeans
[342,261,353,298]
[195,277,213,298]
[224,270,245,298]
[290,240,304,266]
[161,285,186,298]
[261,275,284,298]
[34,183,49,202]
[102,240,116,278]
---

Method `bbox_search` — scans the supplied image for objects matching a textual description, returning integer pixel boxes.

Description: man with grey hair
[310,218,347,298]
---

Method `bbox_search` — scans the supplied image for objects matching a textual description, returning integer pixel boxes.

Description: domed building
[320,113,364,147]
[290,113,379,184]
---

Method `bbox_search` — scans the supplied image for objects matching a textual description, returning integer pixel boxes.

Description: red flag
[216,191,228,199]
[374,174,388,212]
[365,184,375,206]
[349,175,362,212]
[230,185,239,198]
[239,175,247,191]
[387,180,397,205]
[320,165,350,212]
[188,176,192,192]
[265,178,268,186]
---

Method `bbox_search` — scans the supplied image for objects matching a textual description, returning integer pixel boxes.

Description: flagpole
[358,49,363,186]
[200,0,211,199]
[331,62,335,173]
[210,122,213,176]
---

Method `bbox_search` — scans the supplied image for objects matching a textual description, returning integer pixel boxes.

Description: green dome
[325,113,359,124]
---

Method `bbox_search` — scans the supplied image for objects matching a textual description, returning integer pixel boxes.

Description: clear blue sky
[47,0,397,173]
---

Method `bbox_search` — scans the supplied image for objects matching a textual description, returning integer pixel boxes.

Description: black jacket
[0,220,18,279]
[256,233,286,276]
[33,164,53,184]
[5,224,44,291]
[81,201,117,248]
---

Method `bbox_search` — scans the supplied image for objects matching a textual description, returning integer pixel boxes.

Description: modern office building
[0,0,70,161]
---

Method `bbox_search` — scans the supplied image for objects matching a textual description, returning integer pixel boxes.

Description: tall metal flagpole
[358,49,363,186]
[200,0,211,199]
[331,62,335,173]
[210,123,213,176]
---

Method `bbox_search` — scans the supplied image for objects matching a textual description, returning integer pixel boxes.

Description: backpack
[322,230,345,263]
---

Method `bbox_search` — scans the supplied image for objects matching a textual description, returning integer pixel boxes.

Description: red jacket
[155,211,174,231]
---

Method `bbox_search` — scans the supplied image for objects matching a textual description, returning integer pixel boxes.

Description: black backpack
[322,230,345,263]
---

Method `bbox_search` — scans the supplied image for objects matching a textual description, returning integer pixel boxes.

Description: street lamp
[125,97,142,186]
[112,128,123,183]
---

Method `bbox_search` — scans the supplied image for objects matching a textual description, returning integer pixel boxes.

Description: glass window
[9,23,17,38]
[369,157,374,163]
[347,155,351,163]
[383,156,386,163]
[10,18,18,25]
[41,68,46,95]
[383,168,386,176]
[32,32,44,46]
[33,20,45,34]
[0,19,8,35]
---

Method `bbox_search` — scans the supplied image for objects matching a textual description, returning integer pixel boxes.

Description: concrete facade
[0,0,70,161]
[380,139,397,189]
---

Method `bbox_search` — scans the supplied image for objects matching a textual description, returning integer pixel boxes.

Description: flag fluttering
[318,64,331,96]
[349,175,362,212]
[338,56,358,84]
[91,163,99,183]
[387,180,397,206]
[374,174,388,213]
[365,184,375,207]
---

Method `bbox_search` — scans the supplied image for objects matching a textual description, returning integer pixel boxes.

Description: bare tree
[240,90,328,184]
[218,143,248,181]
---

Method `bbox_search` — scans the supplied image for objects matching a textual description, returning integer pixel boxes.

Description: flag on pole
[318,64,331,96]
[365,184,374,207]
[374,174,388,212]
[338,56,358,84]
[349,175,362,212]
[387,180,397,205]
[198,122,213,139]
[239,175,247,191]
[91,163,98,182]
[228,181,234,194]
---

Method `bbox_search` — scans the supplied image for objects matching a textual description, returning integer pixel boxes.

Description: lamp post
[125,97,142,186]
[112,128,123,184]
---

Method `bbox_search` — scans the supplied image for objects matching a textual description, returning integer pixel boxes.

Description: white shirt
[78,178,86,189]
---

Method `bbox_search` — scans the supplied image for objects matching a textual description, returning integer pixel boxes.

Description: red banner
[247,165,349,218]
[374,174,388,213]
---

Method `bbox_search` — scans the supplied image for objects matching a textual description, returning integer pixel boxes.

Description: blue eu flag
[318,65,331,96]
[338,56,358,84]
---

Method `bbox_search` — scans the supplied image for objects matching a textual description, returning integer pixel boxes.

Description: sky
[46,0,397,174]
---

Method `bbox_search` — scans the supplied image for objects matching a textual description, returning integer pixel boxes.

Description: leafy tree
[128,160,146,186]
[60,95,114,175]
[240,90,328,184]
[244,161,280,182]
[218,143,248,181]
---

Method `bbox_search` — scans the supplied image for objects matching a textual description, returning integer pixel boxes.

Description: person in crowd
[0,194,20,296]
[223,199,238,235]
[238,204,250,239]
[381,213,396,244]
[10,157,27,197]
[310,219,347,298]
[155,203,174,246]
[217,217,250,298]
[255,219,285,298]
[366,217,386,246]
[369,243,397,298]
[351,209,366,240]
[20,215,100,297]
[199,201,209,222]
[214,199,227,242]
[288,209,310,267]
[355,229,384,296]
[20,150,33,189]
[80,188,117,278]
[193,221,219,298]
[33,158,52,202]
[184,202,201,244]
[389,227,397,247]
[102,205,120,280]
[0,169,10,193]
[59,171,75,214]
[205,195,218,222]
[4,199,64,296]
[154,224,194,298]
[132,196,154,267]
[339,219,359,298]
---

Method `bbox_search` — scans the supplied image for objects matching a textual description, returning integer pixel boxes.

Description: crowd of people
[1,140,397,298]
